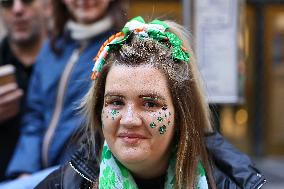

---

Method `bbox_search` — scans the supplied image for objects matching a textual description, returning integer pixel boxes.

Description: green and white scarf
[98,142,208,189]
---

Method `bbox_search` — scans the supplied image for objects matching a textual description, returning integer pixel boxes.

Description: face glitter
[101,59,179,183]
[162,106,167,110]
[143,97,158,101]
[157,117,163,122]
[150,122,156,128]
[159,125,167,134]
[111,109,119,120]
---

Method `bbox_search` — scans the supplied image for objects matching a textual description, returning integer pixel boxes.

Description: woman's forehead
[104,64,171,98]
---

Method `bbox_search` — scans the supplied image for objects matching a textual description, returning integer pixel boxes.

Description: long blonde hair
[81,20,216,189]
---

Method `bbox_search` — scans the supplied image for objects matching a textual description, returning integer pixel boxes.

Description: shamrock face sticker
[149,107,173,135]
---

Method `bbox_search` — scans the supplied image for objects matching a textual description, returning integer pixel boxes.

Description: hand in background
[0,83,23,123]
[18,173,31,179]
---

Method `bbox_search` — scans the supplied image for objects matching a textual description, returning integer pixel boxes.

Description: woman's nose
[120,105,142,127]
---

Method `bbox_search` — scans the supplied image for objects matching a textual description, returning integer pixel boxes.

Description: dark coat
[0,37,33,181]
[35,132,266,189]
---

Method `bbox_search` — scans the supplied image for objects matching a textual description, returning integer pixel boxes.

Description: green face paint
[157,117,163,122]
[150,122,156,128]
[149,110,172,134]
[143,97,158,101]
[159,125,167,134]
[111,109,119,120]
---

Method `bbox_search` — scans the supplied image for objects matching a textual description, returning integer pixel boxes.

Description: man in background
[0,0,49,181]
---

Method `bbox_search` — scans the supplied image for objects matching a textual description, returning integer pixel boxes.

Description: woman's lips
[118,133,147,144]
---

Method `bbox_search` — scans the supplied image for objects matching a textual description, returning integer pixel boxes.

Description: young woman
[36,17,266,189]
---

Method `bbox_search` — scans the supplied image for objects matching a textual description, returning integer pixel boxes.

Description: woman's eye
[110,100,124,106]
[144,101,158,108]
[105,98,124,107]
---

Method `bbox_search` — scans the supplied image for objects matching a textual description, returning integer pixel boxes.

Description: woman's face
[62,0,111,24]
[101,64,176,178]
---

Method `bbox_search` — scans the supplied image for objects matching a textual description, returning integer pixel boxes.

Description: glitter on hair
[106,35,191,87]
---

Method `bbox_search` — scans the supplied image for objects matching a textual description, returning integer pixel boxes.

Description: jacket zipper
[256,176,267,189]
[42,47,82,167]
[69,161,95,184]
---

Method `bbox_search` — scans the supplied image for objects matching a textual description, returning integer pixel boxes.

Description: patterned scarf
[98,142,208,189]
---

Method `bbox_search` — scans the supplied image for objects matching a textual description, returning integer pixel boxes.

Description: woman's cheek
[101,108,120,128]
[146,109,173,135]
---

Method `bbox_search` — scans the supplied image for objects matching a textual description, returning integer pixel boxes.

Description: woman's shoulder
[35,163,94,189]
[35,142,99,189]
[34,166,63,189]
[205,132,266,189]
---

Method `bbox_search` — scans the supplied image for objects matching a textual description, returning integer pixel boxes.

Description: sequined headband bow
[91,16,190,80]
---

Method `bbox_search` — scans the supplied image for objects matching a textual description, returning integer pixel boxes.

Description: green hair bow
[114,16,190,63]
[91,16,190,80]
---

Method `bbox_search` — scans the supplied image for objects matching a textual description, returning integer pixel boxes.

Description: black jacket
[35,132,266,189]
[0,37,33,181]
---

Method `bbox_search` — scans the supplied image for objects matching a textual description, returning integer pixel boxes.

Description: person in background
[0,0,128,188]
[0,0,49,181]
[36,16,266,189]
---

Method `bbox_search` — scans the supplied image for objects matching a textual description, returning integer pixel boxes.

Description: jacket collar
[69,143,99,183]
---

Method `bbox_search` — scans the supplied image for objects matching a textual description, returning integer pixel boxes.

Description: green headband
[91,16,190,80]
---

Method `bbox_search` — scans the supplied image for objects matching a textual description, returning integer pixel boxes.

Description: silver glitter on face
[101,64,176,176]
[104,34,185,137]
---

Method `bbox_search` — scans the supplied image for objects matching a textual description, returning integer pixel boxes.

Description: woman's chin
[115,150,147,165]
[111,141,150,163]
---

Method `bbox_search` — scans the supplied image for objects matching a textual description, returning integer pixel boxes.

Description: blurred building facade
[246,0,284,156]
[129,0,284,157]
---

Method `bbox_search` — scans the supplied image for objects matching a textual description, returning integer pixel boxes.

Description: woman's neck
[133,173,166,189]
[125,153,170,180]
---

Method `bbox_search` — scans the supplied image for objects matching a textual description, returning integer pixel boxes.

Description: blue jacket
[7,30,114,177]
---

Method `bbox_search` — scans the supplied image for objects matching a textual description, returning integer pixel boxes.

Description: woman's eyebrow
[139,93,166,101]
[104,92,124,98]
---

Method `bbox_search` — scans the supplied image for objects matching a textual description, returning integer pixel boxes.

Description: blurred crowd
[0,0,128,188]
